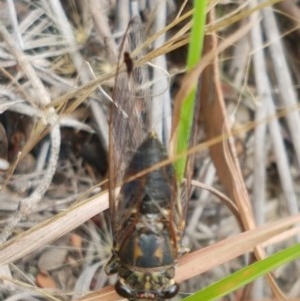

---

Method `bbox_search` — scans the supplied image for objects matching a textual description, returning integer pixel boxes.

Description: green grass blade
[182,243,300,301]
[174,0,207,181]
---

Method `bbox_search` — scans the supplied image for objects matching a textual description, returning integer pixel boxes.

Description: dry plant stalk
[1,2,299,301]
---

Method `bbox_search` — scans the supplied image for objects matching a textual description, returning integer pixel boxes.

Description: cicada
[106,17,189,300]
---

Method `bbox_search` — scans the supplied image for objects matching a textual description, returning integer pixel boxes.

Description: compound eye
[159,283,179,299]
[115,280,135,299]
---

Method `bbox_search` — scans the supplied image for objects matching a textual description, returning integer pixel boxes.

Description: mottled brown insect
[106,18,187,301]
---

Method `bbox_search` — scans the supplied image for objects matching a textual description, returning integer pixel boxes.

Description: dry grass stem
[1,1,300,300]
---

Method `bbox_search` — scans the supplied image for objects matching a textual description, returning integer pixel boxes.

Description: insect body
[106,132,180,300]
[106,18,185,300]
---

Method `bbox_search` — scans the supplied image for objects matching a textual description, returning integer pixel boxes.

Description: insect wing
[108,17,151,240]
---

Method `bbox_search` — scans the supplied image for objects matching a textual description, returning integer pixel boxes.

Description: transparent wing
[108,17,151,237]
[179,84,202,245]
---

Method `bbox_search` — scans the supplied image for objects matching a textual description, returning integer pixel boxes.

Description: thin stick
[0,114,60,243]
[262,6,300,233]
[0,16,60,242]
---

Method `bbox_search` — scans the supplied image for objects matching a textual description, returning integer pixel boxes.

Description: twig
[262,5,300,226]
[263,6,300,171]
[249,3,270,299]
[0,187,109,265]
[0,110,60,243]
[184,160,216,238]
[0,13,61,242]
[48,0,110,150]
[115,0,130,34]
[6,0,23,49]
[0,21,50,107]
[250,4,268,227]
[149,0,172,146]
[90,0,118,63]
